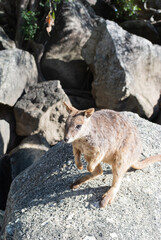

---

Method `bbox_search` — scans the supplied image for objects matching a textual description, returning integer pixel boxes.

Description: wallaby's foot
[71,164,103,190]
[71,179,82,189]
[100,191,115,208]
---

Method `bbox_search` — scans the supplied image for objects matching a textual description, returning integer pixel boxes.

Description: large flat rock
[82,19,161,118]
[1,112,161,240]
[0,49,38,106]
[14,80,70,145]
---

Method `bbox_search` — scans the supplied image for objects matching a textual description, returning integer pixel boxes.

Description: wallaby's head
[64,102,94,143]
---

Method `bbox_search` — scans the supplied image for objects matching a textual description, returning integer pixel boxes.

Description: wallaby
[64,102,161,208]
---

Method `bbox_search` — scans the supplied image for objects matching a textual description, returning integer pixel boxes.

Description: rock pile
[0,0,161,237]
[82,19,161,118]
[14,80,70,145]
[1,112,161,239]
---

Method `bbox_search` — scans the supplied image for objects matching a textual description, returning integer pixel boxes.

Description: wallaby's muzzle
[64,136,69,143]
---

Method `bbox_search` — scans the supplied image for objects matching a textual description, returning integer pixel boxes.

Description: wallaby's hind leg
[100,154,130,208]
[71,164,103,189]
[100,172,124,207]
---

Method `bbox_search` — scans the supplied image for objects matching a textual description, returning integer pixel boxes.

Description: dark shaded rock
[0,49,38,106]
[154,21,161,45]
[42,59,91,90]
[0,120,9,156]
[93,0,116,20]
[41,0,95,90]
[9,134,50,180]
[0,27,16,50]
[65,89,96,110]
[154,109,161,125]
[0,210,4,232]
[0,155,11,210]
[82,19,161,118]
[14,80,70,145]
[0,134,50,210]
[121,20,161,44]
[147,0,161,9]
[138,0,161,21]
[1,111,161,239]
[0,104,18,154]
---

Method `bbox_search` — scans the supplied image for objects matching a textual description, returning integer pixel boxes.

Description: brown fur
[64,103,161,208]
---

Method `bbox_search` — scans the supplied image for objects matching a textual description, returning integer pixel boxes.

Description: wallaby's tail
[132,155,161,170]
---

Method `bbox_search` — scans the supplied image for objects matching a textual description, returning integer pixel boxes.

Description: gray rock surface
[0,49,38,106]
[9,134,50,180]
[14,80,70,145]
[0,27,16,50]
[0,104,18,153]
[82,19,161,118]
[0,210,4,232]
[121,20,161,44]
[0,134,50,211]
[1,112,161,240]
[0,120,9,156]
[41,0,95,90]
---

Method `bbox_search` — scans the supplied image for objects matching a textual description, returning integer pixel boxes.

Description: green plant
[22,10,39,40]
[21,0,68,41]
[114,0,146,21]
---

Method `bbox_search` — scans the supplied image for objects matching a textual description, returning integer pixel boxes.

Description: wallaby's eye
[76,124,82,130]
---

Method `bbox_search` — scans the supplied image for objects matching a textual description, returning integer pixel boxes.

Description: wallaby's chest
[73,136,100,157]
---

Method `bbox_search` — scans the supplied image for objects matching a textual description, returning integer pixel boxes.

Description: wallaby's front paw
[100,193,114,208]
[87,163,95,173]
[77,164,83,170]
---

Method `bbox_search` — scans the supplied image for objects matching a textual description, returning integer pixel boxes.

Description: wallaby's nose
[64,137,69,142]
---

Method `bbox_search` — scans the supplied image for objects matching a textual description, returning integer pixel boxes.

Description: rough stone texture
[65,89,96,110]
[0,120,9,156]
[0,104,18,153]
[0,210,4,232]
[41,0,95,90]
[1,112,161,240]
[9,134,50,180]
[0,27,16,50]
[121,20,161,45]
[0,49,38,107]
[14,80,71,145]
[82,19,161,118]
[0,134,50,211]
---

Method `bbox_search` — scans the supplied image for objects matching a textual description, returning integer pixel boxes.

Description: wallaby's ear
[63,102,77,114]
[85,108,95,118]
